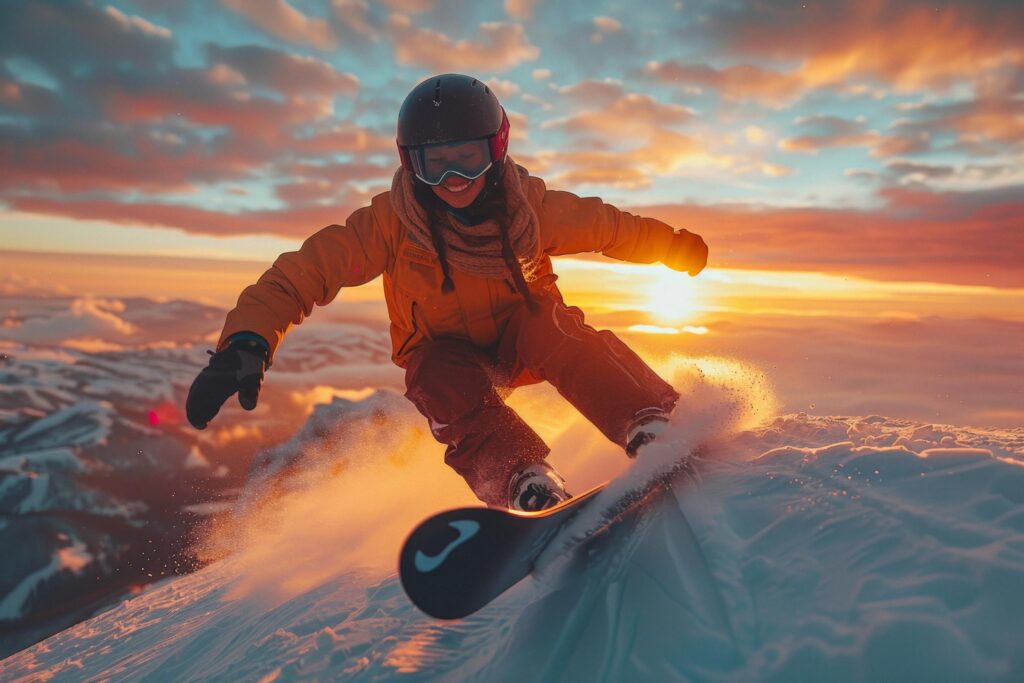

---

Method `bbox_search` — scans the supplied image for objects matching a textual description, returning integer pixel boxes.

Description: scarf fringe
[389,160,541,281]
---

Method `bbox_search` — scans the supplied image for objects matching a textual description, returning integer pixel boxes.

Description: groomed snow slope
[2,364,1023,682]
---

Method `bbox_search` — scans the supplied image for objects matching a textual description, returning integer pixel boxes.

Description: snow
[0,540,92,621]
[0,448,83,473]
[1,361,1022,681]
[9,401,113,450]
[1,293,1021,676]
[184,445,211,470]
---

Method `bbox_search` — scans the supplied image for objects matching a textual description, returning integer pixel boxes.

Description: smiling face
[424,141,490,208]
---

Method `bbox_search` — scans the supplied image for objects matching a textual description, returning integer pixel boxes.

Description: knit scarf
[389,160,541,281]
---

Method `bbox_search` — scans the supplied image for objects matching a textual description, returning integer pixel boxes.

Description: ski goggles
[404,138,495,186]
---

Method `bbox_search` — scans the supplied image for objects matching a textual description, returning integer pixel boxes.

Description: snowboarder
[186,74,708,512]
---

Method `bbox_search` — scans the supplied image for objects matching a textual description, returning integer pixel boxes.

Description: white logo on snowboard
[414,520,481,573]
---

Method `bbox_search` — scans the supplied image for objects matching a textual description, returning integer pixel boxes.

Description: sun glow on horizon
[645,269,703,325]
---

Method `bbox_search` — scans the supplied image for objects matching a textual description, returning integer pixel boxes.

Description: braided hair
[412,164,538,312]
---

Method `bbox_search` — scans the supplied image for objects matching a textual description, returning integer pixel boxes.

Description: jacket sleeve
[537,182,676,264]
[217,201,392,363]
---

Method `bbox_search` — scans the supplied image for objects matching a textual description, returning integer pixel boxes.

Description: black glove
[664,229,708,276]
[185,335,269,430]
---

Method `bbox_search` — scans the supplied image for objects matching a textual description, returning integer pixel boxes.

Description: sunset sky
[1,0,1022,425]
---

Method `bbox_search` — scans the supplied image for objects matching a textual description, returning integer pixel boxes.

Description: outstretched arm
[217,201,393,363]
[537,184,707,275]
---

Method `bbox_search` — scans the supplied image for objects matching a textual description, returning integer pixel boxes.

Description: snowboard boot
[625,408,671,458]
[508,462,571,512]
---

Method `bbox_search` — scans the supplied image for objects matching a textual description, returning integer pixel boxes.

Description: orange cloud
[505,0,539,21]
[544,131,707,189]
[645,61,805,107]
[8,196,364,240]
[557,78,627,106]
[893,97,1024,155]
[540,86,784,185]
[274,161,392,204]
[778,115,931,159]
[105,77,333,142]
[220,0,337,51]
[9,178,1022,290]
[388,16,539,71]
[592,16,622,32]
[380,0,434,13]
[0,75,60,116]
[0,127,258,194]
[292,124,395,156]
[102,5,172,40]
[484,77,522,100]
[705,1,1024,92]
[553,164,652,190]
[637,185,1024,288]
[544,92,693,138]
[205,45,359,97]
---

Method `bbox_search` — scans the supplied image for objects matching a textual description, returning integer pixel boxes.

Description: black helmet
[396,74,510,185]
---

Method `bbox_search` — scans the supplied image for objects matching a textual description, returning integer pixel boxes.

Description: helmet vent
[484,86,490,94]
[433,80,442,106]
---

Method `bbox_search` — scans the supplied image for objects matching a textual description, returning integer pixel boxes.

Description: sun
[645,269,702,325]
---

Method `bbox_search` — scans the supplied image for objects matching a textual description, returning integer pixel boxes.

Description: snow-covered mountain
[1,366,1021,681]
[0,295,397,658]
[2,294,1022,680]
[0,340,233,657]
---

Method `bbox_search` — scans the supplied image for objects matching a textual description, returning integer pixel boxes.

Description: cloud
[0,298,137,344]
[592,16,622,32]
[220,0,338,51]
[532,68,552,81]
[0,1,173,79]
[0,72,60,116]
[885,160,956,181]
[0,123,262,194]
[645,60,805,107]
[778,114,931,159]
[273,179,344,206]
[544,130,705,189]
[205,45,359,97]
[274,160,392,205]
[0,272,72,298]
[506,110,529,141]
[644,4,1023,106]
[505,0,540,21]
[635,183,1024,287]
[292,123,395,156]
[6,195,370,241]
[699,1,1024,93]
[891,96,1024,155]
[388,16,539,72]
[557,78,626,106]
[552,162,653,190]
[100,67,336,142]
[379,0,434,13]
[778,115,876,152]
[0,109,392,200]
[484,77,522,101]
[881,160,1024,192]
[545,91,694,138]
[328,0,379,39]
[103,5,172,40]
[0,293,229,347]
[540,83,787,188]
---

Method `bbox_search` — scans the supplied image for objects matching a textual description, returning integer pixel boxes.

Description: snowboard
[399,458,693,619]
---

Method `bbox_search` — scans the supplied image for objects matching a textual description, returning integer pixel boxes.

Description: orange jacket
[218,174,679,367]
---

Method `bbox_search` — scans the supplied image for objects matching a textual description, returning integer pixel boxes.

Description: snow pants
[403,292,680,506]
